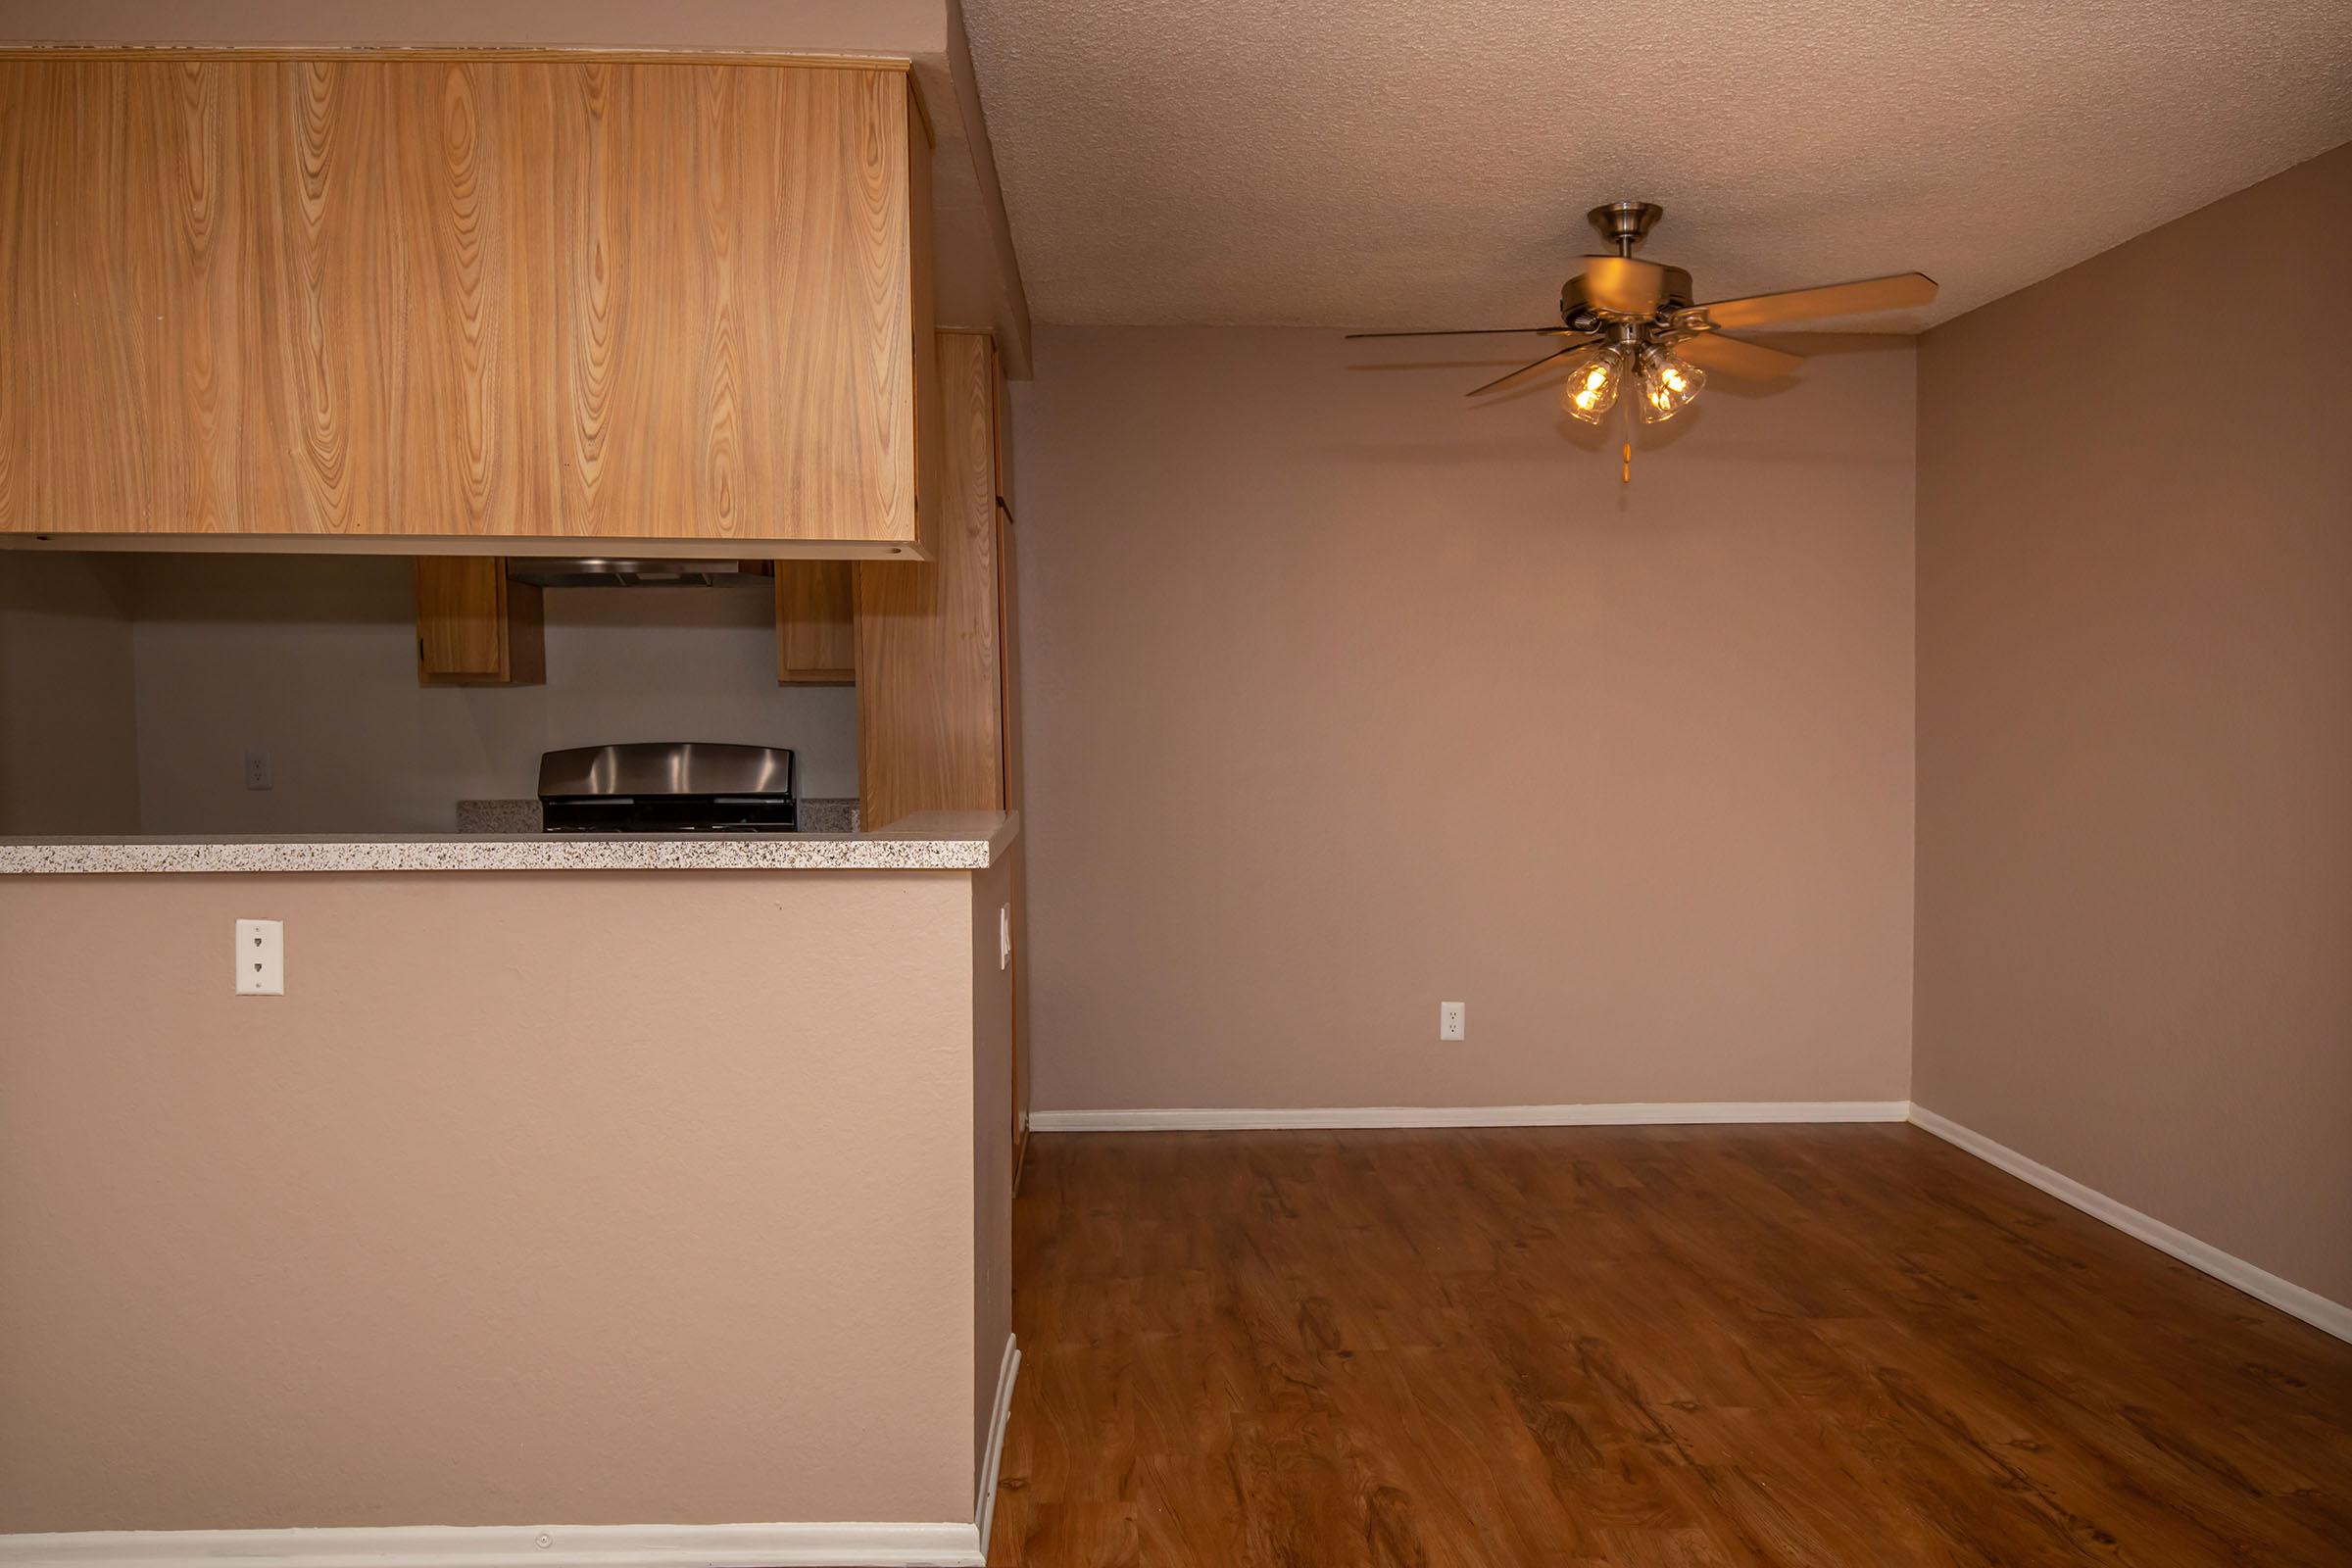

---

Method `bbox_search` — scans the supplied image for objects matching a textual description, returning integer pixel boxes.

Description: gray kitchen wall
[0,552,858,835]
[0,553,143,835]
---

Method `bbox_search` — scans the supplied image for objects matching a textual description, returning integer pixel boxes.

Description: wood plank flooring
[987,1125,2352,1566]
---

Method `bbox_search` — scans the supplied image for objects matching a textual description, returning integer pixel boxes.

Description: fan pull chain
[1622,441,1633,484]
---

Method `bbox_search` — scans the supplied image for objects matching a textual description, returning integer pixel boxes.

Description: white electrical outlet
[999,905,1013,971]
[243,749,272,791]
[1440,1001,1466,1042]
[235,918,284,996]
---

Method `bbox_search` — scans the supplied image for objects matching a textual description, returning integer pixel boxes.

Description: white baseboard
[973,1334,1020,1553]
[0,1522,986,1568]
[1908,1104,2352,1345]
[1029,1101,1913,1132]
[6,1354,1039,1568]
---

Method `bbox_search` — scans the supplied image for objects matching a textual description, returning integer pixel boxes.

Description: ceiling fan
[1348,201,1936,444]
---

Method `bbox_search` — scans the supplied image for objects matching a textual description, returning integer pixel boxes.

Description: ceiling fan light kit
[1637,345,1704,423]
[1347,201,1937,475]
[1560,345,1625,424]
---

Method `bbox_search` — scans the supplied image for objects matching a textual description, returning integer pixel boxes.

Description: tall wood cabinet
[0,50,938,555]
[855,333,1017,824]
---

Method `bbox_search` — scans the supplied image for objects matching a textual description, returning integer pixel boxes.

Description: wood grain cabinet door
[775,562,858,685]
[416,557,543,686]
[855,331,1006,827]
[0,53,935,552]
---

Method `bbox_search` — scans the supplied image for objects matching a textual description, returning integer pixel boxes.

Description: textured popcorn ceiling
[961,0,2352,329]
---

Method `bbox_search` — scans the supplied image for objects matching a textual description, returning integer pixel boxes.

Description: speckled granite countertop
[0,812,1015,875]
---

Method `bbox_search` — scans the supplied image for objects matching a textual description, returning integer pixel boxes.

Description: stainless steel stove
[537,743,797,833]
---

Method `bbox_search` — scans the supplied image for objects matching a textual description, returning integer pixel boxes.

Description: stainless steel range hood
[505,559,775,588]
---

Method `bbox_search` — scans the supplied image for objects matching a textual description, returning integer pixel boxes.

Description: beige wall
[1009,326,1917,1111]
[0,553,142,835]
[1914,143,2352,1306]
[13,552,858,834]
[0,869,994,1532]
[967,858,1013,1479]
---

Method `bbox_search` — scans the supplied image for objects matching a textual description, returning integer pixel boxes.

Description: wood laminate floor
[986,1125,2352,1566]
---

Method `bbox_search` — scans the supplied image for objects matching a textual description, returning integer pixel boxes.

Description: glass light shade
[1560,347,1625,424]
[1637,347,1705,423]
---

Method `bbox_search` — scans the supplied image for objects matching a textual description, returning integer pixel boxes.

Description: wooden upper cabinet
[0,52,939,555]
[416,558,544,687]
[775,561,857,685]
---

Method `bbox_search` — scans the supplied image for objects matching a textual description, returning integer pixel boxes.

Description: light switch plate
[999,905,1012,971]
[235,918,284,996]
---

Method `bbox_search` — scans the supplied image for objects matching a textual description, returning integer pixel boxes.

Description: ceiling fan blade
[1672,332,1806,380]
[1580,256,1669,315]
[1677,271,1937,331]
[1345,325,1569,339]
[1462,338,1597,398]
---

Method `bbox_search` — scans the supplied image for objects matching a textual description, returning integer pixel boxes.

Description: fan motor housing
[1561,266,1693,325]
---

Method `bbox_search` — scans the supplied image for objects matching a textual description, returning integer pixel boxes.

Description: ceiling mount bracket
[1586,201,1663,257]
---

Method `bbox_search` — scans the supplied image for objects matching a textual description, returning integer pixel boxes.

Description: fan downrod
[1587,201,1663,257]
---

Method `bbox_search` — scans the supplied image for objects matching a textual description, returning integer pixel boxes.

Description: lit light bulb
[1560,347,1625,424]
[1637,346,1705,423]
